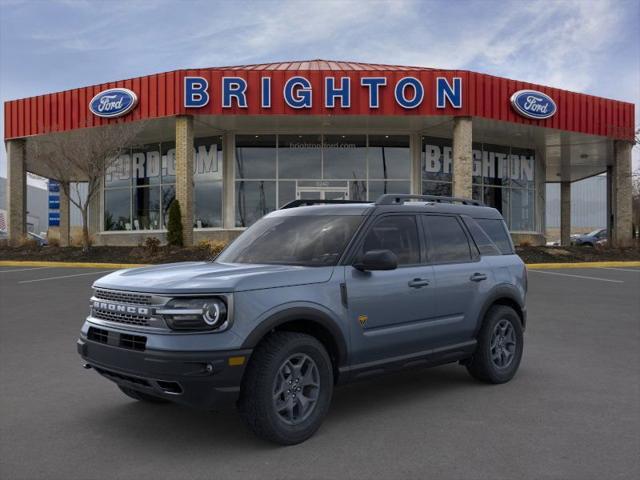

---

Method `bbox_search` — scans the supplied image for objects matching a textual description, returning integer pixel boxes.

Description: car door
[422,214,492,346]
[345,214,437,364]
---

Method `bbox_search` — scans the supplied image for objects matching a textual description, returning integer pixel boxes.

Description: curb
[0,260,147,269]
[526,261,640,269]
[2,260,639,270]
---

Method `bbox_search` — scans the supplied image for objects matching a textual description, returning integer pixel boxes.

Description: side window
[476,218,514,254]
[462,216,501,256]
[359,215,420,265]
[423,215,472,263]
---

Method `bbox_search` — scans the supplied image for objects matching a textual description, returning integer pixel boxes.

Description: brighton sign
[510,89,557,120]
[183,75,464,110]
[89,88,138,118]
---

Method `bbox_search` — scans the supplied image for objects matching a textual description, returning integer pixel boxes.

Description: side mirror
[353,249,398,271]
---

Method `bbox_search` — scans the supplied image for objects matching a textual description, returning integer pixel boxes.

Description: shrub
[144,236,161,255]
[197,240,227,258]
[166,200,183,247]
[48,237,60,247]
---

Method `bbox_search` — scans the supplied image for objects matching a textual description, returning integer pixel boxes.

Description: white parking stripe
[597,267,640,273]
[0,267,53,273]
[18,270,114,284]
[529,270,624,283]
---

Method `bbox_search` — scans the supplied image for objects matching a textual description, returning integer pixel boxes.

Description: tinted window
[476,218,514,254]
[218,215,362,266]
[423,215,472,263]
[360,216,420,265]
[462,217,501,256]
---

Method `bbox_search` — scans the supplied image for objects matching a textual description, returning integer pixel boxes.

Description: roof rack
[375,194,484,206]
[280,199,372,209]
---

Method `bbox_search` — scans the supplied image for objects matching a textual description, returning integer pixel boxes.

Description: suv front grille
[94,289,152,305]
[92,309,150,326]
[119,333,147,351]
[87,327,109,344]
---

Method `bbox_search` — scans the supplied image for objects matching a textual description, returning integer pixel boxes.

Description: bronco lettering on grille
[92,300,149,316]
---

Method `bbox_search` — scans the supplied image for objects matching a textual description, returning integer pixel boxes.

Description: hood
[93,261,335,294]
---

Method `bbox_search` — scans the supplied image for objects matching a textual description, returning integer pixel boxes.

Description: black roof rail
[280,199,372,209]
[375,194,485,206]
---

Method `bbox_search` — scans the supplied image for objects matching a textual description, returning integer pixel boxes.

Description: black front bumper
[77,336,252,410]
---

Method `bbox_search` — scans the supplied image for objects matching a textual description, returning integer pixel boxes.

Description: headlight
[157,297,228,331]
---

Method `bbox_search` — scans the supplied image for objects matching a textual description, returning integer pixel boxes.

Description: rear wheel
[118,385,168,403]
[239,332,333,445]
[466,305,523,384]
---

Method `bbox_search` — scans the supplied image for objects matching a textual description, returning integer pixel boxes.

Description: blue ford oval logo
[89,88,138,118]
[510,89,556,120]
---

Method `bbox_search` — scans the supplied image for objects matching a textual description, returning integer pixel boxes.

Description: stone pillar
[175,115,194,246]
[452,116,473,198]
[610,141,633,247]
[222,133,236,229]
[410,133,422,195]
[560,181,571,246]
[59,181,70,247]
[6,139,27,245]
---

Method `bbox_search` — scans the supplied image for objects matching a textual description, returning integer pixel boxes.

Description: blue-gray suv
[78,194,527,444]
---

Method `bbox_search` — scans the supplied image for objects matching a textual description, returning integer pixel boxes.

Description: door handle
[470,272,488,282]
[408,278,430,288]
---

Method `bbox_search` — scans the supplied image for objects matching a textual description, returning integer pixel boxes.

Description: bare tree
[27,122,143,250]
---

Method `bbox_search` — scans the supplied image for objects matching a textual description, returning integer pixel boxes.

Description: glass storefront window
[369,135,410,180]
[132,186,160,230]
[236,180,277,227]
[278,134,322,179]
[423,136,537,232]
[104,188,131,231]
[323,135,367,180]
[104,137,223,232]
[368,180,410,200]
[236,135,276,179]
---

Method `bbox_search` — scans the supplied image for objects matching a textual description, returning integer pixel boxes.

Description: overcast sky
[1,0,638,181]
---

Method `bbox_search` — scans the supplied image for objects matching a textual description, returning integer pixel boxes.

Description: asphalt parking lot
[1,265,639,480]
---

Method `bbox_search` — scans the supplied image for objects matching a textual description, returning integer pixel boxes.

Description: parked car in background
[571,229,607,247]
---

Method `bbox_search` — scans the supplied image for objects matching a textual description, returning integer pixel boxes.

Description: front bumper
[77,334,252,410]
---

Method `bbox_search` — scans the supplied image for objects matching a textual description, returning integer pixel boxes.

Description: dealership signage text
[183,76,463,110]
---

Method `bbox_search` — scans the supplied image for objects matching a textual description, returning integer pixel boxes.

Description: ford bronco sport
[78,194,527,444]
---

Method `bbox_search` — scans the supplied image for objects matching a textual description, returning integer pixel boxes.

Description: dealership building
[4,60,636,246]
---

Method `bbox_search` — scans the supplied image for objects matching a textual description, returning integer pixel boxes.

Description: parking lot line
[529,270,624,283]
[0,267,54,273]
[18,270,114,284]
[597,267,640,273]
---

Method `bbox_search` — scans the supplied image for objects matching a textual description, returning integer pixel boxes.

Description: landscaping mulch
[516,245,640,263]
[1,243,639,265]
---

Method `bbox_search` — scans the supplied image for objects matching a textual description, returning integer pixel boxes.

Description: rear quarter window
[475,218,514,254]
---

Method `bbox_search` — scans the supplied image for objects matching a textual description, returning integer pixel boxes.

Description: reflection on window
[236,135,276,179]
[361,216,420,265]
[133,187,160,230]
[104,188,131,231]
[236,181,277,227]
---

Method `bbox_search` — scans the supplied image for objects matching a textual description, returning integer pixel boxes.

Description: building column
[610,141,633,247]
[175,115,194,246]
[560,181,571,246]
[59,181,70,247]
[222,133,236,229]
[452,116,473,198]
[410,133,422,195]
[6,139,27,245]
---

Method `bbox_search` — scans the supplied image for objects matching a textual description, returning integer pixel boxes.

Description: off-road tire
[238,332,334,445]
[466,305,523,384]
[118,385,169,403]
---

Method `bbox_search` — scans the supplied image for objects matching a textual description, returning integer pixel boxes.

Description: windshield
[587,229,604,237]
[217,215,363,266]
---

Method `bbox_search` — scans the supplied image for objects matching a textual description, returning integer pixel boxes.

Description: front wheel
[238,332,334,445]
[466,305,523,384]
